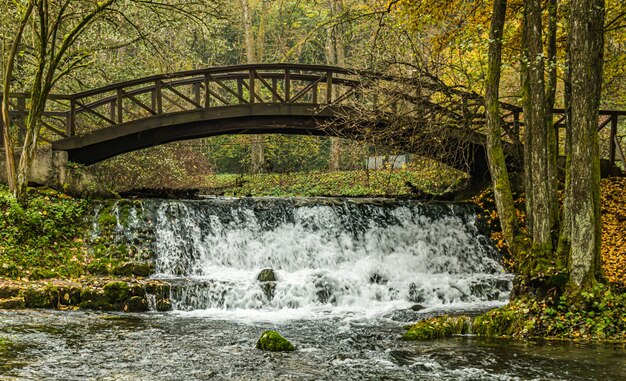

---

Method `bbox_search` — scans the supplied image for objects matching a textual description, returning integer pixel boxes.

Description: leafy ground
[405,283,626,342]
[472,176,626,287]
[202,164,468,197]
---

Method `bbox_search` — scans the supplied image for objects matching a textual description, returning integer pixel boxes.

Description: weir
[93,198,512,315]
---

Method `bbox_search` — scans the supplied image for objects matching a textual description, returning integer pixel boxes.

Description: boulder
[255,330,295,352]
[113,262,153,277]
[103,281,130,304]
[257,269,277,282]
[124,296,149,312]
[0,297,25,309]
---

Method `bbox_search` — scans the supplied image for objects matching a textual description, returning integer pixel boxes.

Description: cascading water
[94,198,512,318]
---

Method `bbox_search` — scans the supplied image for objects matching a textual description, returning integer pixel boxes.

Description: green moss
[403,316,472,340]
[0,297,26,309]
[471,285,626,341]
[113,262,152,277]
[124,296,149,312]
[23,287,52,308]
[255,330,295,352]
[103,281,130,304]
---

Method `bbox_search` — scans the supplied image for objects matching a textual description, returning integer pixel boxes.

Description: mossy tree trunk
[241,0,265,174]
[1,0,34,196]
[520,0,559,259]
[484,0,522,256]
[566,0,605,293]
[3,0,116,203]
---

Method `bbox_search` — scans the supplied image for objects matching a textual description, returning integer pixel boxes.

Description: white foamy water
[94,198,512,320]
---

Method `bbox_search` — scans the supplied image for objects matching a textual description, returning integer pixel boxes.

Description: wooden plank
[121,89,157,115]
[290,74,325,103]
[161,82,203,109]
[253,70,284,103]
[74,99,116,126]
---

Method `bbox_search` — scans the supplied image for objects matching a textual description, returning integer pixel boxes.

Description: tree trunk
[1,0,34,195]
[521,0,556,256]
[567,0,605,292]
[240,0,265,174]
[484,0,521,256]
[327,0,345,171]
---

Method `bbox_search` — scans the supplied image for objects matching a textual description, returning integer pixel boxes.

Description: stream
[1,198,624,380]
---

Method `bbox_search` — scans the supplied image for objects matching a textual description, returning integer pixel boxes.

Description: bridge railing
[3,63,625,171]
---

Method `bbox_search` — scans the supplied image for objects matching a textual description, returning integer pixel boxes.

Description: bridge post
[249,70,255,104]
[609,114,618,168]
[285,69,291,102]
[66,98,75,137]
[326,71,333,104]
[204,74,211,108]
[155,81,163,114]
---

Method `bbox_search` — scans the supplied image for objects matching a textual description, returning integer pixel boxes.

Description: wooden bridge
[3,63,625,178]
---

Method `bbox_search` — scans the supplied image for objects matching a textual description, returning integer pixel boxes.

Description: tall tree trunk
[327,0,345,171]
[1,0,34,195]
[484,0,521,256]
[557,4,573,258]
[545,0,559,228]
[521,0,556,256]
[567,0,605,292]
[240,0,265,174]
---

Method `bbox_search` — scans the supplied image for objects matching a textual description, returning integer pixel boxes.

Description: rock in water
[257,269,277,282]
[255,330,295,352]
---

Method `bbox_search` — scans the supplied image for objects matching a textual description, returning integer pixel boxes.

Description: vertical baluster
[204,74,211,108]
[285,69,291,102]
[116,89,123,124]
[609,114,618,169]
[155,81,163,114]
[326,71,333,104]
[194,82,201,108]
[249,70,255,104]
[237,78,243,104]
[67,98,75,136]
[272,78,278,103]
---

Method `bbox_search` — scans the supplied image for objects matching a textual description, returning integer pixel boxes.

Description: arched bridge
[4,63,625,178]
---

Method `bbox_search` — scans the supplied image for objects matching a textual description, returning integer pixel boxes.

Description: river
[1,198,624,380]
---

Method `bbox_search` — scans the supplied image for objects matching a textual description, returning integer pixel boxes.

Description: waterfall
[93,198,512,315]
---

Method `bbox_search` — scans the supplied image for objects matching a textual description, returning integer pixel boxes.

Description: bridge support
[0,147,108,196]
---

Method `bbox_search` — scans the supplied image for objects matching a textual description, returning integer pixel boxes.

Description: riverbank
[1,176,625,344]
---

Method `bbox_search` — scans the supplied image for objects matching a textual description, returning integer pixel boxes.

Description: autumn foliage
[475,176,626,287]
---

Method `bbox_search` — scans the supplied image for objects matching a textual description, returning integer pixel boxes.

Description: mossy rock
[403,316,472,340]
[113,262,153,277]
[124,296,149,312]
[257,269,277,282]
[156,298,172,312]
[0,297,25,309]
[79,288,109,310]
[23,287,53,308]
[0,285,20,299]
[103,281,130,304]
[255,330,295,352]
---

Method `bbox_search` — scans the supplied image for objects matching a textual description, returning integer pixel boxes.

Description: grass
[203,164,469,197]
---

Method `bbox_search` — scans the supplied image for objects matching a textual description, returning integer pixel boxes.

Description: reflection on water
[1,310,624,381]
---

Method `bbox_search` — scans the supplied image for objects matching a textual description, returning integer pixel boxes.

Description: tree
[1,0,34,194]
[483,0,521,256]
[566,0,605,292]
[2,0,117,203]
